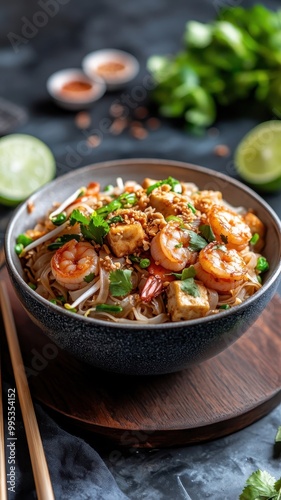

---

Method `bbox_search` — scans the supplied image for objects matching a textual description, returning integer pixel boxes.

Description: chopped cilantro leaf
[187,230,208,251]
[147,177,182,195]
[199,224,215,242]
[181,277,200,297]
[239,469,280,500]
[172,266,196,280]
[220,233,228,244]
[109,269,133,297]
[84,272,95,283]
[70,209,89,226]
[275,426,281,443]
[175,242,183,248]
[81,215,110,245]
[69,209,110,245]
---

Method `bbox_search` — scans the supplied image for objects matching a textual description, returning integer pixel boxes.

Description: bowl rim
[5,158,281,331]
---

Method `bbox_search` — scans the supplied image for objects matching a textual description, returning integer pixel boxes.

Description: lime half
[234,120,281,192]
[0,134,56,206]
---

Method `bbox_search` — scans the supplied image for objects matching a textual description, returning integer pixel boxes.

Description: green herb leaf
[239,470,277,500]
[147,176,182,195]
[84,272,95,283]
[181,277,200,297]
[83,215,110,245]
[172,266,196,280]
[70,209,90,226]
[220,233,228,244]
[275,426,281,443]
[148,5,281,130]
[109,269,133,297]
[219,304,230,310]
[187,230,208,251]
[199,224,216,242]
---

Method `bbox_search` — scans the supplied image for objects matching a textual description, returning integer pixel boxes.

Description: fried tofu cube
[107,223,145,257]
[166,280,210,321]
[149,190,177,217]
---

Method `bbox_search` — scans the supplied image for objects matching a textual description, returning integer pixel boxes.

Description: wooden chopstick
[0,281,55,500]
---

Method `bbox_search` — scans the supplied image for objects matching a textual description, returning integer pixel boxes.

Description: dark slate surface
[0,0,280,498]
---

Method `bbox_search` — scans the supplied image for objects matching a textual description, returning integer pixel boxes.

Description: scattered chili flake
[130,126,148,140]
[134,106,149,119]
[109,117,128,135]
[109,103,125,118]
[87,134,102,148]
[75,111,91,129]
[214,144,230,157]
[146,117,161,130]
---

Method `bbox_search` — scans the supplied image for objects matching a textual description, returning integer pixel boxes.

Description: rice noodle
[18,175,267,323]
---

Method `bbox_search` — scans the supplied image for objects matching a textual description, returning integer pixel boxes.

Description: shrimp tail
[140,276,163,302]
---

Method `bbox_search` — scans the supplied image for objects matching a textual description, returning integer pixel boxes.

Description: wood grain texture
[1,267,281,448]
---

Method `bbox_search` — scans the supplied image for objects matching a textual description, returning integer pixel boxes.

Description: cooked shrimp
[51,239,98,290]
[243,211,266,252]
[208,205,252,251]
[150,222,195,271]
[194,242,247,292]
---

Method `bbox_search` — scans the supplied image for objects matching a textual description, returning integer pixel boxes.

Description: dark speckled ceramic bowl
[5,159,281,375]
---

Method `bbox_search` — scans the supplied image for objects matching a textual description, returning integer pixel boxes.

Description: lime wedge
[0,134,56,206]
[234,120,281,192]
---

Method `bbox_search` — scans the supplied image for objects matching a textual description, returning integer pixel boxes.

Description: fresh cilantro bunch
[148,5,281,131]
[240,427,281,499]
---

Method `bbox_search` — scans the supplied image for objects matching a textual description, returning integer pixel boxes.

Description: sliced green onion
[256,256,269,273]
[219,304,230,310]
[166,215,182,223]
[15,243,24,255]
[16,234,33,247]
[187,202,196,214]
[47,234,80,251]
[50,212,67,226]
[139,258,150,268]
[28,282,36,290]
[108,215,124,224]
[104,184,114,192]
[147,177,182,195]
[49,299,58,304]
[250,233,259,245]
[95,304,123,313]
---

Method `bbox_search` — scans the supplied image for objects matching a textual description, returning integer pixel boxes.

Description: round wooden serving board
[1,267,281,448]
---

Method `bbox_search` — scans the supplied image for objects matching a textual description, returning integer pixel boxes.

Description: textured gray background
[0,0,281,498]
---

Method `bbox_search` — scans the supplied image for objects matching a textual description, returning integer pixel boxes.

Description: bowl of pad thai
[5,159,281,375]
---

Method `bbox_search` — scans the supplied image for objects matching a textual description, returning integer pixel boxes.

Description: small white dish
[46,68,106,110]
[82,49,140,91]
